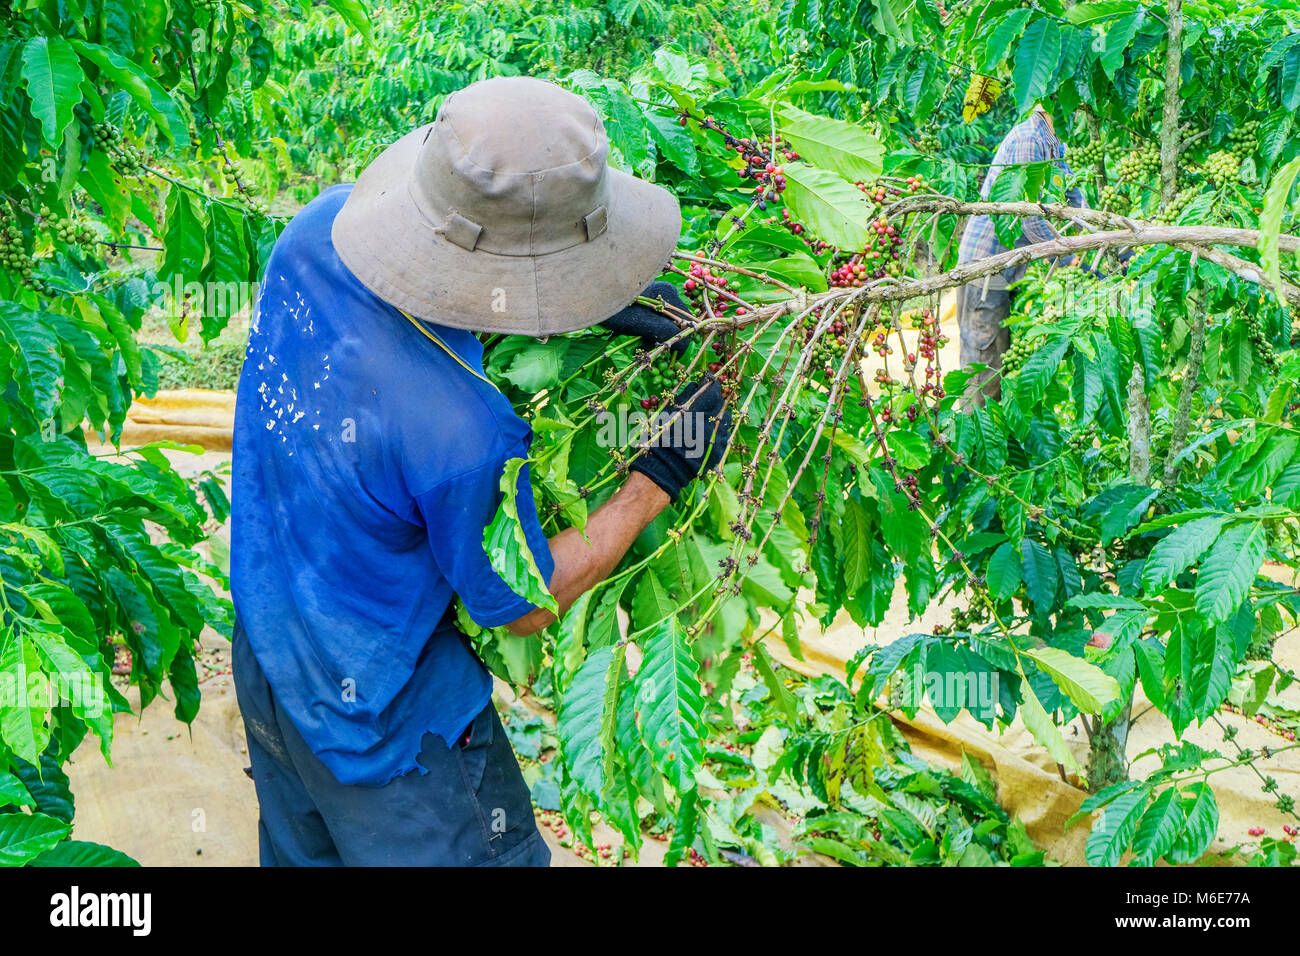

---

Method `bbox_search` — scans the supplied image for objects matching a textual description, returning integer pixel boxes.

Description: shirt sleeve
[414,451,556,629]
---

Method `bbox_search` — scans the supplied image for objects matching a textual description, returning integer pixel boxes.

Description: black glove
[629,377,732,502]
[600,281,689,356]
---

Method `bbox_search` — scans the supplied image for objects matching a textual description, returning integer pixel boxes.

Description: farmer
[955,103,1086,403]
[229,77,729,866]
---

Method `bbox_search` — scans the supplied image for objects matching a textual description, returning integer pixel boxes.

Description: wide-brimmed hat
[332,76,682,337]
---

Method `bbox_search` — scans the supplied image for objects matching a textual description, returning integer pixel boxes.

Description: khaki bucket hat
[332,76,682,337]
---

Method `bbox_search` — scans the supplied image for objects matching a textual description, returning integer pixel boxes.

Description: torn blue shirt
[231,184,554,786]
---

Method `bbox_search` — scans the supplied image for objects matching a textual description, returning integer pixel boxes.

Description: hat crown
[411,77,612,256]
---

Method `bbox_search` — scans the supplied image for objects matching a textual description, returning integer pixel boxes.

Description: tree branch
[699,202,1300,334]
[863,224,1300,305]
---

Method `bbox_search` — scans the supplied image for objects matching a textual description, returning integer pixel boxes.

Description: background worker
[955,103,1086,403]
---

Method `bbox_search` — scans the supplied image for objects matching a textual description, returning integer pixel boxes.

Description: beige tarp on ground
[765,588,1300,866]
[69,301,1299,865]
[103,389,237,451]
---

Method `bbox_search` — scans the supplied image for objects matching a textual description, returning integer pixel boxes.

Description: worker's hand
[601,281,689,356]
[629,377,732,502]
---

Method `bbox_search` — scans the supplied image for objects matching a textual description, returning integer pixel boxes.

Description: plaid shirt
[957,111,1086,265]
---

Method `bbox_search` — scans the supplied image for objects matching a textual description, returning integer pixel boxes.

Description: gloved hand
[601,281,690,356]
[630,377,732,502]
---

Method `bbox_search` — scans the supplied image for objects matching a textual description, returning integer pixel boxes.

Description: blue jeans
[231,621,549,866]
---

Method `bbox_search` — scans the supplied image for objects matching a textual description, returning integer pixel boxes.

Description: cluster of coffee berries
[868,326,894,360]
[713,341,743,399]
[49,214,95,247]
[532,808,620,863]
[219,155,245,187]
[91,122,145,171]
[681,259,725,297]
[1226,120,1260,156]
[688,113,798,211]
[1245,310,1280,374]
[858,181,889,203]
[1222,704,1298,742]
[1097,182,1130,213]
[1070,137,1106,168]
[1115,144,1159,183]
[829,217,904,286]
[639,353,681,409]
[914,120,941,155]
[910,307,947,363]
[214,150,269,214]
[0,209,34,280]
[801,310,854,376]
[949,602,990,630]
[738,153,788,208]
[681,259,746,320]
[1203,148,1241,185]
[856,175,928,204]
[1153,185,1197,225]
[1000,334,1038,375]
[830,259,868,286]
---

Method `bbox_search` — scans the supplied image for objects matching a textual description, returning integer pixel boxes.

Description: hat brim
[331,124,682,337]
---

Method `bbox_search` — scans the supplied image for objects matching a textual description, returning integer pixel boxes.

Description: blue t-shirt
[230,185,555,786]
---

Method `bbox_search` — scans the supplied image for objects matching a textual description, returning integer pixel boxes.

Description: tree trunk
[1086,701,1133,790]
[1159,0,1185,205]
[1083,363,1153,789]
[1163,306,1207,485]
[1127,363,1151,484]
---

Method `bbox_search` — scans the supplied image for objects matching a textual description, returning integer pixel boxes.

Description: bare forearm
[506,471,669,636]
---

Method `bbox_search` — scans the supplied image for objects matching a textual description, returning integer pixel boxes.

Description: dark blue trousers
[231,622,549,866]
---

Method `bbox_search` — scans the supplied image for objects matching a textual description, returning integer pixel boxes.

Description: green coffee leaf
[1129,787,1185,866]
[1025,646,1121,714]
[1259,155,1300,303]
[1085,789,1148,866]
[1019,683,1080,773]
[634,616,704,794]
[28,839,139,867]
[73,40,188,145]
[1141,515,1228,594]
[0,811,70,866]
[1012,18,1061,114]
[20,36,82,146]
[782,162,870,252]
[0,627,50,765]
[779,105,883,183]
[1193,521,1267,624]
[482,457,558,614]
